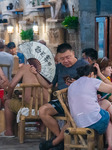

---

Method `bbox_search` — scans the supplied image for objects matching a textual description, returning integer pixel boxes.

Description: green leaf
[62,16,79,30]
[20,29,33,41]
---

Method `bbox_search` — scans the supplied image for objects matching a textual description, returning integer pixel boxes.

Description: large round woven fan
[19,41,56,83]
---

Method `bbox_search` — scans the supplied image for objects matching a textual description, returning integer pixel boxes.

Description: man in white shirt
[0,41,13,80]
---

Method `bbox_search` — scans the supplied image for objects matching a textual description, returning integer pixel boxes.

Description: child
[68,64,112,150]
[97,57,112,101]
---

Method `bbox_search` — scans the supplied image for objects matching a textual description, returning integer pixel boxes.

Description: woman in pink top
[68,64,112,150]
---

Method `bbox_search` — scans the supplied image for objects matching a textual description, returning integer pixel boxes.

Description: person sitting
[97,57,112,102]
[30,43,89,150]
[68,64,112,150]
[82,48,98,64]
[0,67,9,109]
[0,67,9,90]
[6,42,25,68]
[0,41,13,81]
[1,64,50,137]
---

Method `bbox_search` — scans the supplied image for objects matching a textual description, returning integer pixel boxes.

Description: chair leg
[46,127,52,140]
[46,127,49,140]
[19,120,25,144]
[14,122,18,137]
[87,134,95,150]
[97,134,104,150]
[64,131,71,150]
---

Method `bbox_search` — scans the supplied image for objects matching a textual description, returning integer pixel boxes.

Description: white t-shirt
[68,76,102,127]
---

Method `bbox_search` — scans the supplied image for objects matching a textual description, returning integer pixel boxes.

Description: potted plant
[20,28,33,41]
[62,16,79,33]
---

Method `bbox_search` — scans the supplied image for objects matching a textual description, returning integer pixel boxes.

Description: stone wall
[96,0,112,15]
[65,0,81,58]
[79,0,96,56]
[79,0,112,58]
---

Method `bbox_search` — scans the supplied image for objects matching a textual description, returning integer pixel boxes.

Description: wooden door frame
[109,16,112,59]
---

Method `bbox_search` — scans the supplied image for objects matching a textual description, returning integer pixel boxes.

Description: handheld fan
[19,41,56,83]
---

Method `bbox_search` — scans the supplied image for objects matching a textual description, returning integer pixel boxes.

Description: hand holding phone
[63,76,72,82]
[98,93,110,102]
[63,76,75,86]
[100,93,109,100]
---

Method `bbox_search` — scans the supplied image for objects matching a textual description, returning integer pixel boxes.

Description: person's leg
[106,122,112,150]
[39,102,65,150]
[88,108,112,150]
[39,100,67,149]
[4,100,15,136]
[39,103,60,137]
[52,123,68,146]
[99,99,112,121]
[4,98,22,136]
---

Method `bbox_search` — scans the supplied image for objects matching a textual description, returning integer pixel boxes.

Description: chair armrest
[65,127,94,136]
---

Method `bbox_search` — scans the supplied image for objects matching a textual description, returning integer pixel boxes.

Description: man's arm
[30,65,53,89]
[0,67,9,90]
[7,67,24,99]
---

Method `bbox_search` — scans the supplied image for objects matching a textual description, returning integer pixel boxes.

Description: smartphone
[101,93,109,100]
[63,76,72,82]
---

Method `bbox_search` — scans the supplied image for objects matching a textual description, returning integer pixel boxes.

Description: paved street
[0,137,41,150]
[0,136,107,150]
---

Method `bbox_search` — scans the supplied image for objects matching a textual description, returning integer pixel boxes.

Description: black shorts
[49,99,65,115]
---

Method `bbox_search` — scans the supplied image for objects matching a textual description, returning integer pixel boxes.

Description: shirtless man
[0,67,9,90]
[0,67,9,109]
[3,64,50,136]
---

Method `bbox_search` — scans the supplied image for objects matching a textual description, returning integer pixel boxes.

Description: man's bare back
[8,64,50,104]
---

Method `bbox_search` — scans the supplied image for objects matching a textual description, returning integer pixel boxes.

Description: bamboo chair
[0,64,10,80]
[12,55,19,77]
[46,87,68,140]
[55,88,104,150]
[18,83,52,143]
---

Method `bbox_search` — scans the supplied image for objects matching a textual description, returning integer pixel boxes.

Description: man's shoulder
[0,51,13,58]
[77,58,88,64]
[75,59,89,66]
[6,52,14,59]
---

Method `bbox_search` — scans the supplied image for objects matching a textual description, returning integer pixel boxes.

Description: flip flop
[0,131,15,137]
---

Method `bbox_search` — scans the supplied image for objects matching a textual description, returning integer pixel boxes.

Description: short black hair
[57,43,73,53]
[76,64,97,79]
[7,42,16,49]
[82,48,98,61]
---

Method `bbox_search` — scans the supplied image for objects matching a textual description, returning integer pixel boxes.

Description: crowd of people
[0,40,112,150]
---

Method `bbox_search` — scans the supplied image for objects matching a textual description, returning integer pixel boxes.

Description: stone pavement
[0,136,107,150]
[0,137,41,150]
